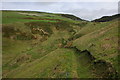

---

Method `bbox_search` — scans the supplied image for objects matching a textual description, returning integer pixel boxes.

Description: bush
[2,25,19,37]
[24,21,53,35]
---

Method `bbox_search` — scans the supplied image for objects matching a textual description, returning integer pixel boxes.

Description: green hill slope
[2,10,119,78]
[93,14,120,22]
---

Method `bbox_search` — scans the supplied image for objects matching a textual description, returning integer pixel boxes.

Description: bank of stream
[64,45,118,78]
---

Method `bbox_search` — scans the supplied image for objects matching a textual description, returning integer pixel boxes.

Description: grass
[2,10,119,78]
[4,49,74,78]
[3,48,97,78]
[2,11,77,24]
[2,11,59,24]
[2,37,32,74]
[73,20,118,71]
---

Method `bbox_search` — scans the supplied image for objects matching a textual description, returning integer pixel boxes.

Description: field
[2,10,120,78]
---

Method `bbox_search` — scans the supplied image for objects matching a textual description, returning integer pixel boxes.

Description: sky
[1,1,119,21]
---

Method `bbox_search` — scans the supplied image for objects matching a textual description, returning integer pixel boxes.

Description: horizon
[1,2,118,21]
[1,9,119,21]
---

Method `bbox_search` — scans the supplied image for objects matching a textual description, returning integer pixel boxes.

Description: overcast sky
[1,1,119,21]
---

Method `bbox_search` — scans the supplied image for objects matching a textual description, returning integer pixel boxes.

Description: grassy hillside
[93,14,120,22]
[2,10,119,78]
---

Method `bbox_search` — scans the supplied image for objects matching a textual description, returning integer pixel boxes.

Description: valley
[1,10,119,78]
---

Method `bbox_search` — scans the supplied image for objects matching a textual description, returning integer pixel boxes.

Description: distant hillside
[1,10,84,21]
[93,14,120,22]
[59,14,84,21]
